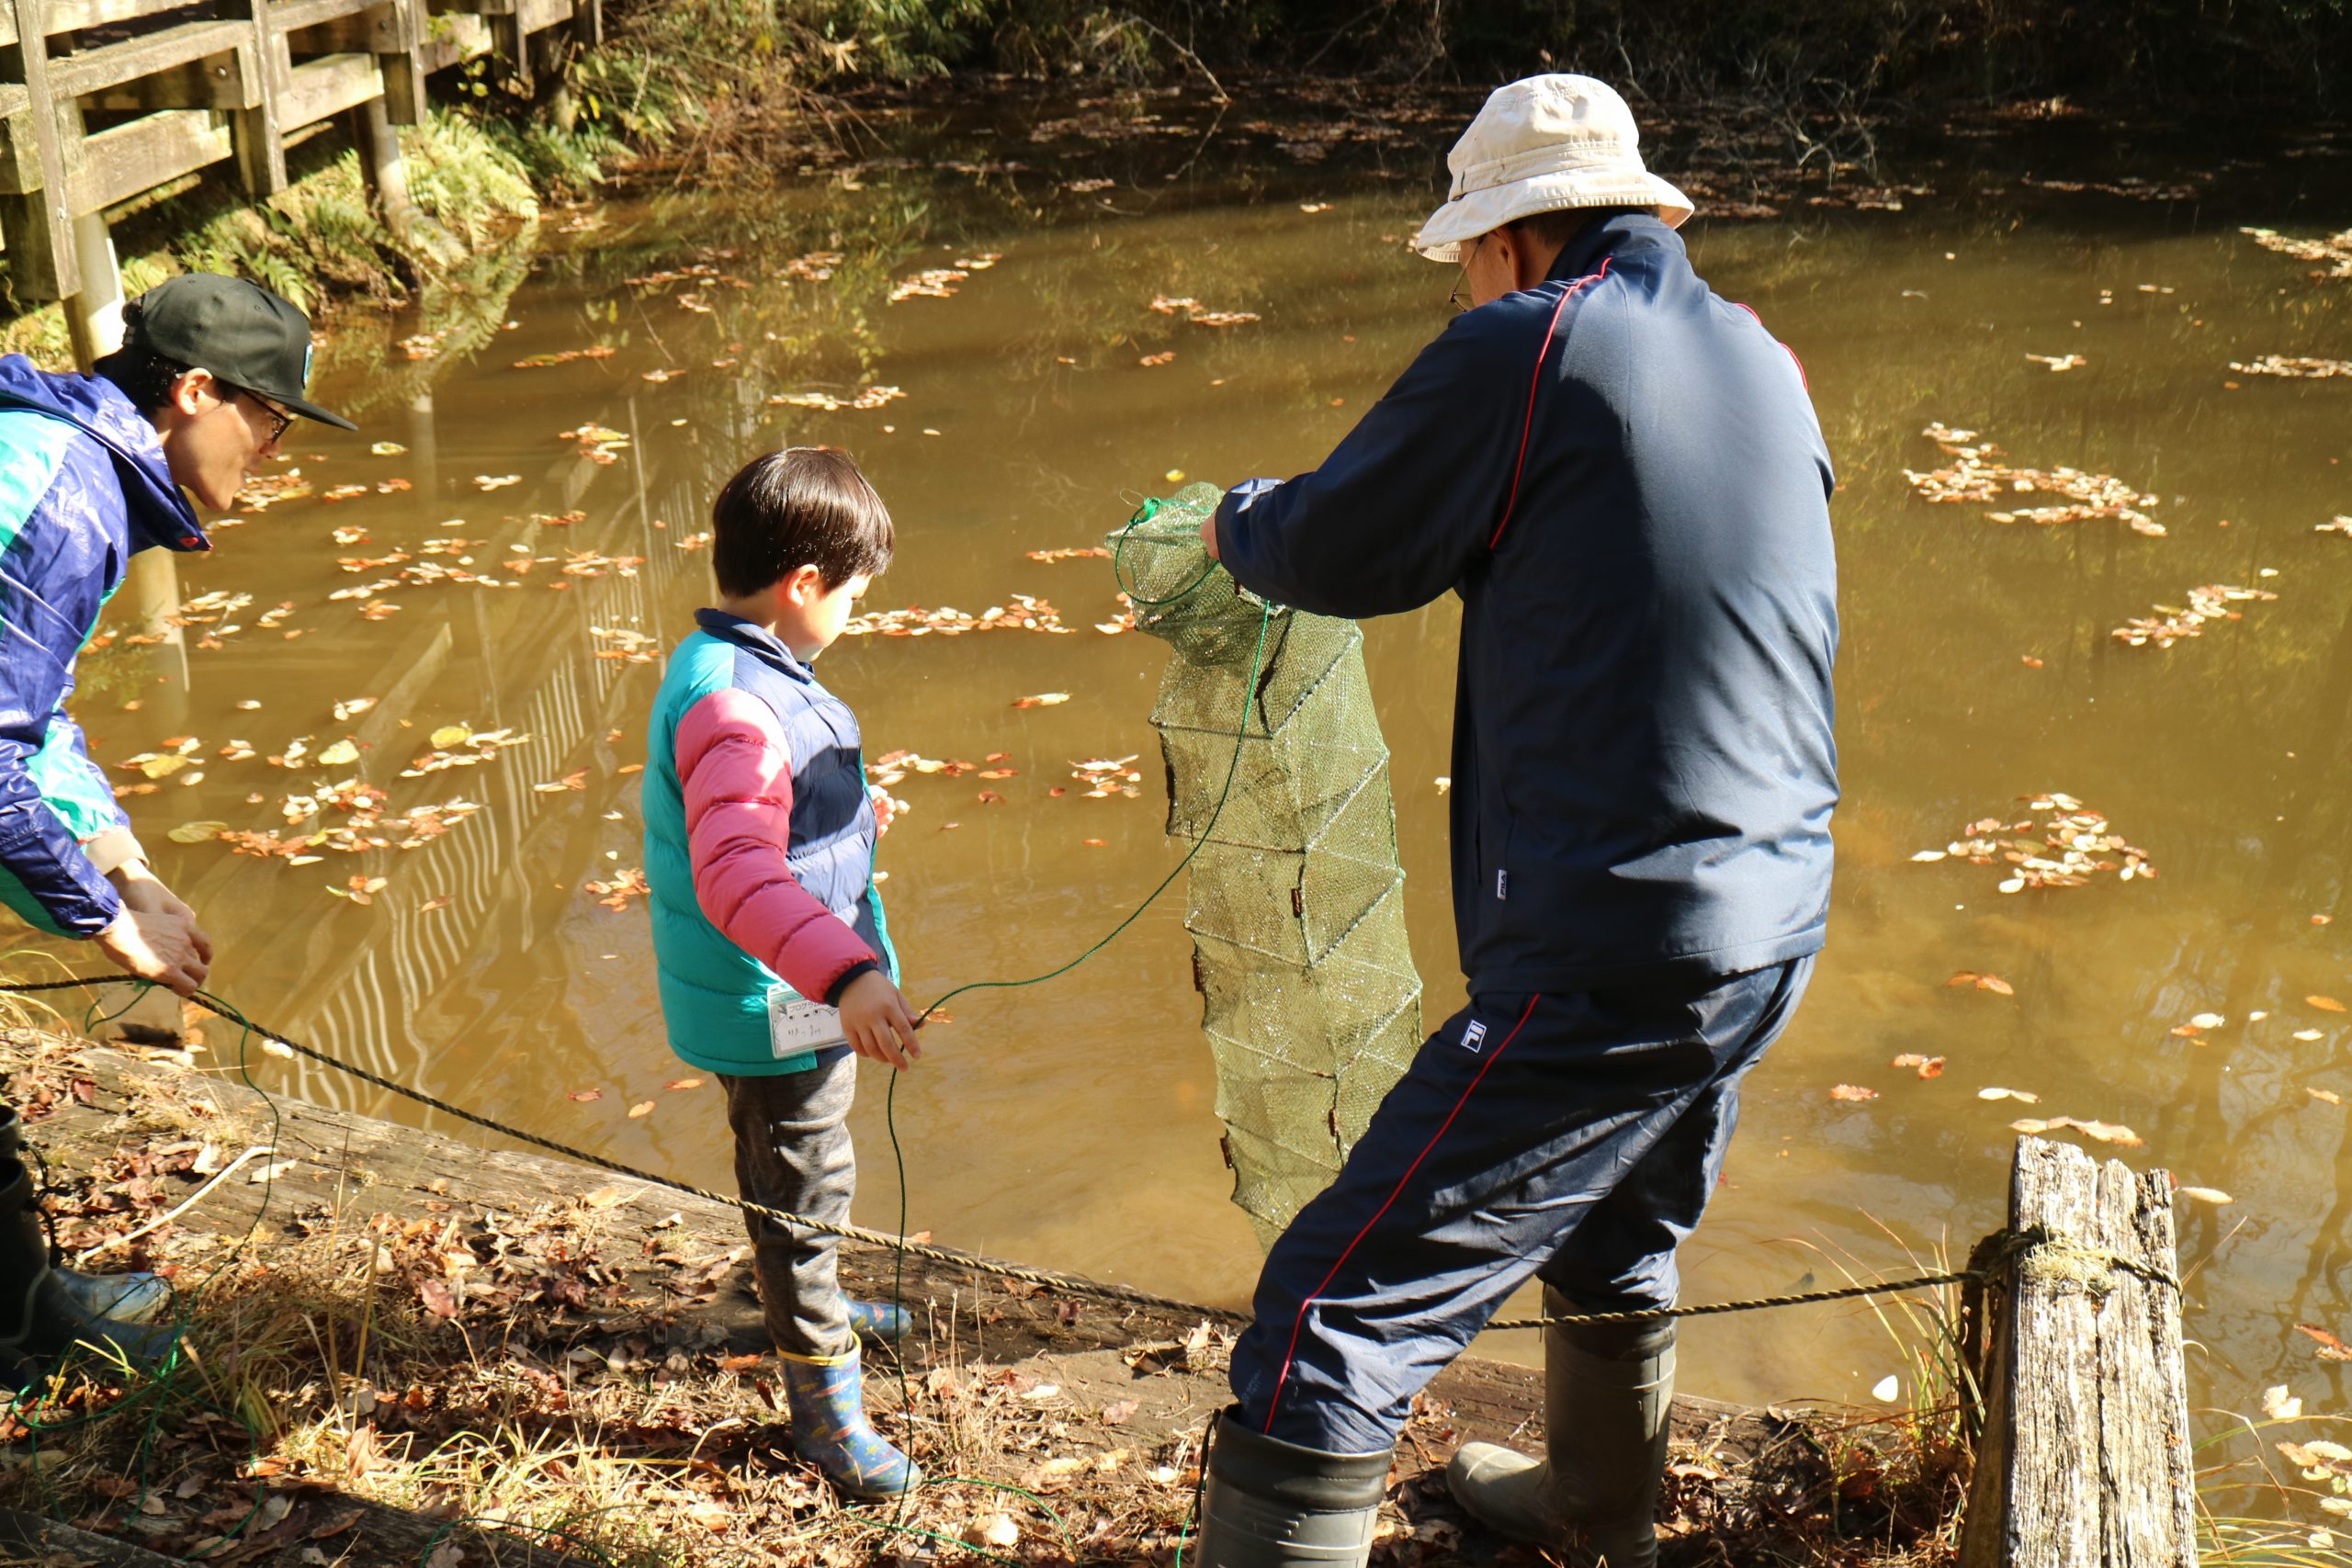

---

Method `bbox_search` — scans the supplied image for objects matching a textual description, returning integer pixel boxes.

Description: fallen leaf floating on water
[368,440,406,457]
[1013,692,1071,709]
[1072,757,1143,798]
[1138,351,1177,367]
[535,770,589,794]
[1916,793,2154,891]
[587,868,650,911]
[332,696,376,722]
[2296,1030,2329,1042]
[2263,1385,2305,1421]
[1904,423,2164,536]
[1978,1087,2041,1103]
[419,896,451,912]
[591,626,660,663]
[567,1089,602,1103]
[2024,353,2087,372]
[2295,1323,2352,1361]
[1891,1054,1946,1079]
[890,267,970,303]
[2311,997,2347,1012]
[767,385,904,412]
[327,874,389,907]
[2007,1115,2143,1146]
[843,596,1071,637]
[2174,1186,2233,1204]
[1945,971,2015,995]
[511,345,616,369]
[233,468,312,510]
[2112,583,2278,649]
[473,474,521,491]
[402,726,533,777]
[1026,547,1112,562]
[2228,355,2352,379]
[1830,1084,1879,1102]
[2318,516,2352,537]
[1149,295,1263,328]
[665,1077,703,1091]
[2311,1088,2345,1105]
[2239,224,2352,281]
[559,425,629,465]
[627,1101,655,1119]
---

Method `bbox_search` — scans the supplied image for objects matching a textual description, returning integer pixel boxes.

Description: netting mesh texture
[1110,485,1424,1250]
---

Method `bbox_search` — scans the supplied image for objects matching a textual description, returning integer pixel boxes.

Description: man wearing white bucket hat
[1191,76,1839,1567]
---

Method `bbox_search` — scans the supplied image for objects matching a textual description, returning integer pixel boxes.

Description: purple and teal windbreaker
[0,355,208,938]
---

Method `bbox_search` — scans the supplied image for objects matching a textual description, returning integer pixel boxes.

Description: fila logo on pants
[1459,1020,1488,1055]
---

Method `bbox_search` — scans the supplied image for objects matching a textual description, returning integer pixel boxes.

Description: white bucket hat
[1410,74,1692,263]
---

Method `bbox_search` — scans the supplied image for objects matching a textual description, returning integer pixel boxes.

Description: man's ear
[168,367,216,419]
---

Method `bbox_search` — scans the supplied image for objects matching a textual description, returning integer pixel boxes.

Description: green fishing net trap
[1109,484,1424,1250]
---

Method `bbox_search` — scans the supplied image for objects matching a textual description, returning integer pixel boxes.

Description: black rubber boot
[1192,1406,1392,1568]
[1446,1287,1673,1567]
[0,1106,168,1325]
[0,1156,180,1390]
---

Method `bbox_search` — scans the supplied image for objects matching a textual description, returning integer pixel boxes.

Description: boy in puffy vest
[641,447,926,1498]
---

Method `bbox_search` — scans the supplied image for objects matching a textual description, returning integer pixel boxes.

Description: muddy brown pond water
[20,91,2352,1506]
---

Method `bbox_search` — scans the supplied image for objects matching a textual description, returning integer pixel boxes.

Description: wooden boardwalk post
[1958,1135,2195,1567]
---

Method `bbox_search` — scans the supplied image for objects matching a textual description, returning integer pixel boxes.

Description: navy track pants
[1228,955,1815,1453]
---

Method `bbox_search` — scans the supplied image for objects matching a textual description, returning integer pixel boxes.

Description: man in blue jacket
[0,274,354,1387]
[1190,77,1838,1568]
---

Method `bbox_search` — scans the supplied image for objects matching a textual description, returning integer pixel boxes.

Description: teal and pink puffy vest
[642,609,896,1075]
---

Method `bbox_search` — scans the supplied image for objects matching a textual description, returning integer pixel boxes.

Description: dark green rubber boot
[0,1156,181,1390]
[1446,1286,1674,1568]
[1193,1407,1391,1568]
[0,1106,168,1325]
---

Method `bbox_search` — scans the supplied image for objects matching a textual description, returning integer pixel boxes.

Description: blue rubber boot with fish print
[781,1344,922,1500]
[846,1296,910,1344]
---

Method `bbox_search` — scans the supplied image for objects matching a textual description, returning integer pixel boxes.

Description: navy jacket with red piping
[1214,212,1838,994]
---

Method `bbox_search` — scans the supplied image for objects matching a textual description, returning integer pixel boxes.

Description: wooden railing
[0,0,601,363]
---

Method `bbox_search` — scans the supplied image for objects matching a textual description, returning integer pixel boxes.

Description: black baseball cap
[121,274,356,431]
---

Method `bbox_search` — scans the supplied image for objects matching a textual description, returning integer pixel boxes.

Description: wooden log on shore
[1957,1134,2195,1568]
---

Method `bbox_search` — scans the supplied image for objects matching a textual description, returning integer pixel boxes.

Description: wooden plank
[1958,1137,2195,1568]
[0,103,36,203]
[3,0,80,298]
[272,0,378,34]
[221,0,286,196]
[277,50,379,130]
[68,107,230,215]
[572,0,601,50]
[85,42,256,111]
[412,8,486,72]
[0,6,14,45]
[376,0,424,124]
[42,0,206,32]
[46,17,250,96]
[515,0,567,33]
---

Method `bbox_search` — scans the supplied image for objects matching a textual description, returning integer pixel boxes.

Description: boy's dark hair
[711,446,894,597]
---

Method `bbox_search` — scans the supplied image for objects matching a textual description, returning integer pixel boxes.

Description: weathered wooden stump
[1958,1135,2195,1567]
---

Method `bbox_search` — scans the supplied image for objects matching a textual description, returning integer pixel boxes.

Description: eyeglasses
[228,385,294,446]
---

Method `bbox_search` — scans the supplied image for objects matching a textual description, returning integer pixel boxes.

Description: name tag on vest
[767,986,849,1056]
